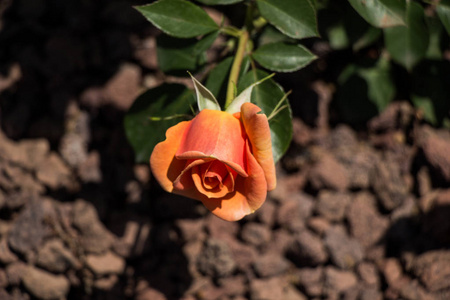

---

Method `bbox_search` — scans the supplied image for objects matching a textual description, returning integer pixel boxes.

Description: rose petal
[150,121,191,192]
[192,163,232,199]
[203,160,231,189]
[200,141,268,221]
[176,109,248,177]
[171,159,227,201]
[202,162,219,189]
[204,161,227,184]
[240,102,276,191]
[173,158,212,191]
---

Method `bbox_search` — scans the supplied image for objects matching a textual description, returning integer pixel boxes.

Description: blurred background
[1,0,450,299]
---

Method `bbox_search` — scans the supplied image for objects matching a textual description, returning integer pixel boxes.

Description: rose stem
[224,30,249,109]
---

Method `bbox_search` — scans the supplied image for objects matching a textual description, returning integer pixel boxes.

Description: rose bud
[150,102,276,221]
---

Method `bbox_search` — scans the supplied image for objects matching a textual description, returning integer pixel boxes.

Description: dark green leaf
[437,0,450,35]
[193,31,220,54]
[384,1,428,71]
[425,15,443,60]
[444,118,450,129]
[205,57,234,103]
[239,56,251,79]
[135,0,219,38]
[226,73,275,114]
[124,84,195,163]
[358,59,394,112]
[238,70,293,163]
[257,25,296,46]
[195,0,243,4]
[256,0,319,39]
[412,95,438,125]
[205,55,250,108]
[336,58,395,124]
[157,31,218,72]
[352,27,382,51]
[252,42,317,72]
[347,0,406,28]
[341,4,383,50]
[327,22,349,50]
[411,60,450,125]
[319,3,382,51]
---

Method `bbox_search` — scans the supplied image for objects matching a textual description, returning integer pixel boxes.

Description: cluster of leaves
[125,0,450,164]
[322,0,450,125]
[125,0,319,163]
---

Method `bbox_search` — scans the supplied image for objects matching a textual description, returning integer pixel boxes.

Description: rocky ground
[1,1,450,300]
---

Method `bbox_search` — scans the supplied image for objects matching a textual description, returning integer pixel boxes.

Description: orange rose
[150,102,276,221]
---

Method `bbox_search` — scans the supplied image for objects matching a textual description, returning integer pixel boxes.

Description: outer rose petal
[150,121,191,192]
[176,109,247,177]
[200,142,268,221]
[240,102,276,190]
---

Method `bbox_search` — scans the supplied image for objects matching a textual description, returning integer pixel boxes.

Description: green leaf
[327,22,350,50]
[226,73,275,114]
[193,31,220,53]
[205,55,250,108]
[384,1,429,71]
[437,0,450,35]
[256,0,319,39]
[257,25,296,46]
[352,27,382,51]
[412,94,438,125]
[239,56,251,79]
[358,60,394,112]
[411,60,450,125]
[347,0,406,28]
[157,31,218,72]
[336,58,395,124]
[189,73,221,111]
[252,42,317,72]
[443,118,450,129]
[319,3,382,51]
[238,70,293,163]
[205,56,234,103]
[195,0,243,4]
[124,84,195,163]
[425,15,443,60]
[135,0,219,38]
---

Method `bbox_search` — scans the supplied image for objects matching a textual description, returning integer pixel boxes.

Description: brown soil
[1,1,450,300]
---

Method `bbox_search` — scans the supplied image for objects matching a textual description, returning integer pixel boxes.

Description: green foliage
[437,0,450,35]
[238,70,293,163]
[157,31,218,72]
[124,84,195,163]
[320,0,450,126]
[126,0,450,164]
[205,57,234,102]
[226,73,275,114]
[336,57,395,124]
[252,42,317,72]
[256,0,319,39]
[205,56,251,108]
[384,1,428,71]
[347,0,406,28]
[135,0,219,38]
[195,0,243,4]
[411,61,450,125]
[322,4,382,51]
